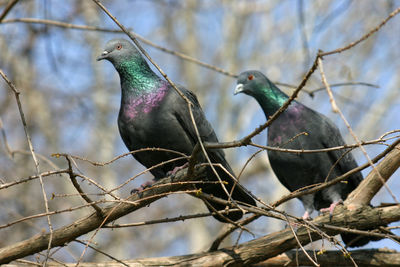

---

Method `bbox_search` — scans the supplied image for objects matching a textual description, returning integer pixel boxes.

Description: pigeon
[234,70,381,247]
[97,38,256,222]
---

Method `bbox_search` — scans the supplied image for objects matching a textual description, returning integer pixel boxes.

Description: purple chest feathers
[270,105,305,146]
[123,88,168,119]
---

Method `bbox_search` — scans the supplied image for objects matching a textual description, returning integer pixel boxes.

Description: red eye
[116,44,122,50]
[248,74,254,80]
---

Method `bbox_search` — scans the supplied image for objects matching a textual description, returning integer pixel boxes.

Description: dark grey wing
[175,87,233,170]
[171,86,256,221]
[319,115,363,190]
[318,114,382,247]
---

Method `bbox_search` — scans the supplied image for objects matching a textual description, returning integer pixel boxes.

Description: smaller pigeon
[97,39,256,222]
[234,70,382,247]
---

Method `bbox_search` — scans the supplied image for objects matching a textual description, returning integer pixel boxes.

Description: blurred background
[0,0,399,263]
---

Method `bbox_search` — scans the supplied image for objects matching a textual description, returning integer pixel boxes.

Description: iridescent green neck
[254,81,289,117]
[116,59,163,96]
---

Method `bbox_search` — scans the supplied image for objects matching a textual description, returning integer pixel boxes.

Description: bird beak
[96,50,109,61]
[234,84,244,95]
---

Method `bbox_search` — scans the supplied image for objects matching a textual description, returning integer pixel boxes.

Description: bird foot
[130,180,155,194]
[167,162,189,176]
[320,200,343,220]
[302,211,312,220]
[285,221,300,230]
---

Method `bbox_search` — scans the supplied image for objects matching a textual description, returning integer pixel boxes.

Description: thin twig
[318,57,339,113]
[74,240,130,267]
[307,81,379,96]
[102,209,240,228]
[0,169,69,190]
[284,214,320,267]
[209,214,261,251]
[53,147,188,167]
[321,6,400,56]
[64,156,103,217]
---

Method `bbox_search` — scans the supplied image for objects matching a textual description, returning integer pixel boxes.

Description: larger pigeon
[234,70,381,247]
[97,38,255,222]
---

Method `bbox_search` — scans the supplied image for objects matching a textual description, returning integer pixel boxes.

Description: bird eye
[116,44,122,50]
[248,74,254,80]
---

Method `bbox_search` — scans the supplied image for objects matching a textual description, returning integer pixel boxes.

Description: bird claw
[320,200,343,220]
[130,180,155,195]
[167,162,189,176]
[302,211,312,220]
[285,221,300,230]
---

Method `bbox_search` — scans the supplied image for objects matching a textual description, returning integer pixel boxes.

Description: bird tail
[201,166,256,222]
[341,232,384,248]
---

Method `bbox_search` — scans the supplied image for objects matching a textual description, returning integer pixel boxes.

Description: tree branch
[5,205,399,266]
[257,249,400,267]
[345,144,400,208]
[0,167,207,264]
[4,249,400,266]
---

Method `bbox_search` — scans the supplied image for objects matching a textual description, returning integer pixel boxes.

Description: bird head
[97,38,140,65]
[234,70,269,97]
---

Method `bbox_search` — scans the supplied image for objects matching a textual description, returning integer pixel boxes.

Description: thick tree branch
[5,205,399,266]
[345,144,400,208]
[256,249,400,266]
[3,249,400,266]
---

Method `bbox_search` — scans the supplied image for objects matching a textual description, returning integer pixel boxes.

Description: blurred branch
[1,17,122,32]
[0,116,12,157]
[0,68,54,261]
[321,6,400,56]
[0,0,19,22]
[297,0,311,65]
[1,17,238,78]
[307,81,379,97]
